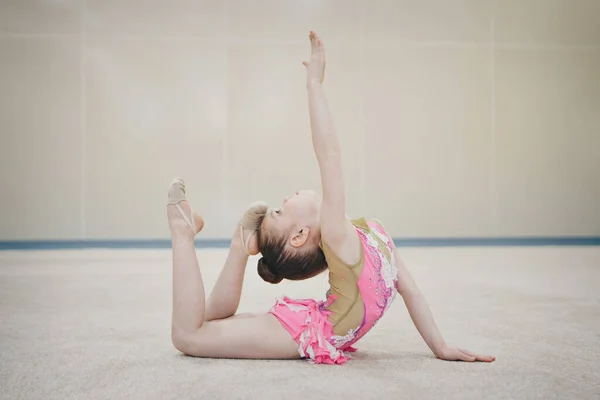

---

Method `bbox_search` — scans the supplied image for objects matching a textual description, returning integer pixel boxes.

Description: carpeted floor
[1,247,599,400]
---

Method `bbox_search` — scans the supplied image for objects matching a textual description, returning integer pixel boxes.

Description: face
[261,189,321,247]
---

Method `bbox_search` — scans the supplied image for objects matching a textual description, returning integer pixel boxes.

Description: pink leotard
[269,218,398,364]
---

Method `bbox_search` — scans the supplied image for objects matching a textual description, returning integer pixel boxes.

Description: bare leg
[166,179,299,359]
[167,179,207,334]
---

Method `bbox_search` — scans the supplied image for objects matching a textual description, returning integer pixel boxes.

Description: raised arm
[303,32,358,261]
[394,247,496,362]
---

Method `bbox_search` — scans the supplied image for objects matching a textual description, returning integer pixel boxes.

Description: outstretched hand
[436,346,496,363]
[303,31,325,84]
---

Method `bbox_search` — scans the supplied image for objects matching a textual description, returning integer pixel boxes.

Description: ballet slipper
[239,201,268,255]
[167,177,203,234]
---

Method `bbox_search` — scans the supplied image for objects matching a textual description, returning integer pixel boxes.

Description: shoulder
[320,238,363,270]
[319,217,369,268]
[351,217,391,239]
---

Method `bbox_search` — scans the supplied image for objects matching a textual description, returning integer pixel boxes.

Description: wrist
[432,342,448,357]
[307,80,322,89]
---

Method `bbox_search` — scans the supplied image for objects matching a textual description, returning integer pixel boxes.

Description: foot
[167,178,204,238]
[232,224,260,255]
[238,201,268,255]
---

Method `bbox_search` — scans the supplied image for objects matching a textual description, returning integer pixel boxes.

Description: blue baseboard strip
[0,239,228,250]
[0,237,599,250]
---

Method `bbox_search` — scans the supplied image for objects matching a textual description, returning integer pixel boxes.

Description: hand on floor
[435,345,496,363]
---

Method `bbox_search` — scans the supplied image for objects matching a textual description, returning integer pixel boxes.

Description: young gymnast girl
[166,31,495,365]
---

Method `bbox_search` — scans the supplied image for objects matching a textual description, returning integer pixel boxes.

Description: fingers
[439,346,496,363]
[308,31,325,60]
[309,31,317,54]
[459,348,496,363]
[438,348,474,362]
[461,348,496,362]
[456,350,476,362]
[317,38,325,62]
[316,36,324,52]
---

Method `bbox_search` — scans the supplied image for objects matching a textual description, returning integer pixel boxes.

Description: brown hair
[256,216,327,284]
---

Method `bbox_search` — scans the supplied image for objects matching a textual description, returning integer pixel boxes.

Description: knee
[171,328,193,355]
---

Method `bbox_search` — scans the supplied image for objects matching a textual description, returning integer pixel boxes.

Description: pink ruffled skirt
[268,296,357,365]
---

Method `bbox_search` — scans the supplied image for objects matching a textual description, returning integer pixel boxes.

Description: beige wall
[0,0,599,241]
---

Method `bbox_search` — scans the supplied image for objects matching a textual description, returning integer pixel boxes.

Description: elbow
[396,280,420,298]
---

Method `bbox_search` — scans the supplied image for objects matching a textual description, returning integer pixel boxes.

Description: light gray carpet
[1,247,599,400]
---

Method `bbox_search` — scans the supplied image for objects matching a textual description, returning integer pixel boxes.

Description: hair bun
[257,258,283,284]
